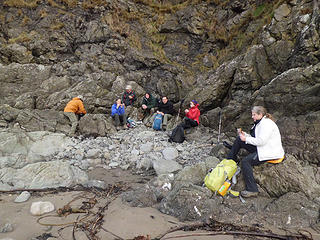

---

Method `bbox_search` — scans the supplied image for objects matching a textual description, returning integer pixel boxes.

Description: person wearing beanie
[64,95,87,136]
[180,100,200,129]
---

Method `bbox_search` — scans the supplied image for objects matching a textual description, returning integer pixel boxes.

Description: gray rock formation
[1,0,320,234]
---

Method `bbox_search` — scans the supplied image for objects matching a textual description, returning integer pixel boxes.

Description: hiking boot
[241,190,258,198]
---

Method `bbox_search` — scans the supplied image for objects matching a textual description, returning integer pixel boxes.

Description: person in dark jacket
[122,85,136,118]
[111,98,127,130]
[122,85,136,106]
[139,92,158,122]
[150,96,174,130]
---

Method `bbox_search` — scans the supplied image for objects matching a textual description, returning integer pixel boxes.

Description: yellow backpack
[204,159,238,196]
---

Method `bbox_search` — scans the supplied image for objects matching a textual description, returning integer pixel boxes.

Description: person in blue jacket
[111,98,127,130]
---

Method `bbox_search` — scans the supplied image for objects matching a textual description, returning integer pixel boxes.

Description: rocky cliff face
[0,0,319,163]
[1,1,320,234]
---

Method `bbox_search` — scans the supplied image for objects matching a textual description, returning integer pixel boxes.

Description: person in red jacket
[180,100,200,129]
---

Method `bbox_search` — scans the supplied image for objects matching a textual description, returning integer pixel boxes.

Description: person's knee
[241,156,251,167]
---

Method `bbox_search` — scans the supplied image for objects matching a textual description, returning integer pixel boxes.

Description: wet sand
[0,192,233,240]
[0,168,234,240]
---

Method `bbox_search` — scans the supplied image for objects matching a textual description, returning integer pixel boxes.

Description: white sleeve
[245,120,275,146]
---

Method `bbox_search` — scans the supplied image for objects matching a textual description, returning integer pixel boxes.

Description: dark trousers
[112,114,126,126]
[227,136,257,161]
[227,136,266,192]
[179,117,198,130]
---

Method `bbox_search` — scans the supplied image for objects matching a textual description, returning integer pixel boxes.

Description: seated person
[150,96,174,130]
[226,106,285,198]
[179,100,200,130]
[139,92,158,122]
[111,98,127,130]
[122,85,137,117]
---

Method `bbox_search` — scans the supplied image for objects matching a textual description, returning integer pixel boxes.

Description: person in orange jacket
[180,100,200,129]
[64,95,87,136]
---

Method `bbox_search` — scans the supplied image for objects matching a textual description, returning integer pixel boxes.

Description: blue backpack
[153,113,163,131]
[127,118,136,128]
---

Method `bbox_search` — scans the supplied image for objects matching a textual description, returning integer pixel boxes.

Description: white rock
[30,201,55,216]
[131,148,140,156]
[0,223,14,233]
[162,147,179,161]
[109,162,119,168]
[299,14,310,24]
[86,148,101,158]
[152,158,182,175]
[140,142,153,153]
[14,191,31,203]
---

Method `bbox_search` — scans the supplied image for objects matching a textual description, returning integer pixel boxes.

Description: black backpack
[169,125,185,143]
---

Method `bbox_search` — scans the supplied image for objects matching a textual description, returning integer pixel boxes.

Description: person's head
[125,85,132,92]
[162,96,168,104]
[251,106,267,122]
[77,95,84,101]
[190,100,198,107]
[116,98,122,105]
[145,92,150,99]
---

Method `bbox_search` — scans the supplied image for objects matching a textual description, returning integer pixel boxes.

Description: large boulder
[0,160,88,190]
[0,130,72,168]
[78,113,116,137]
[255,155,320,199]
[16,109,70,133]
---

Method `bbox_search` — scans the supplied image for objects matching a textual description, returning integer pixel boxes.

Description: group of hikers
[63,85,285,199]
[63,85,200,135]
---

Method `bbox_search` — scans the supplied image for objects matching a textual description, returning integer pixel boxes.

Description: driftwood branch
[154,221,312,240]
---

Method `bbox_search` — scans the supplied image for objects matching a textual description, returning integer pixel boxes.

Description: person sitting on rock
[149,96,174,131]
[226,106,285,198]
[64,95,87,137]
[122,85,136,118]
[138,92,158,123]
[179,100,200,130]
[111,98,127,131]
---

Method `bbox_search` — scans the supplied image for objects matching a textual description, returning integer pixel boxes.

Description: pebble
[0,223,14,233]
[14,191,31,203]
[30,201,55,216]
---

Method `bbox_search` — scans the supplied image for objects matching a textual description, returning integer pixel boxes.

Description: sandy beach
[0,168,234,240]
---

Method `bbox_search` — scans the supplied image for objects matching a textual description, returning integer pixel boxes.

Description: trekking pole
[175,99,185,125]
[217,111,222,144]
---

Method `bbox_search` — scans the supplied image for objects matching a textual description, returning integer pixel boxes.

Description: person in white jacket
[226,106,285,198]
